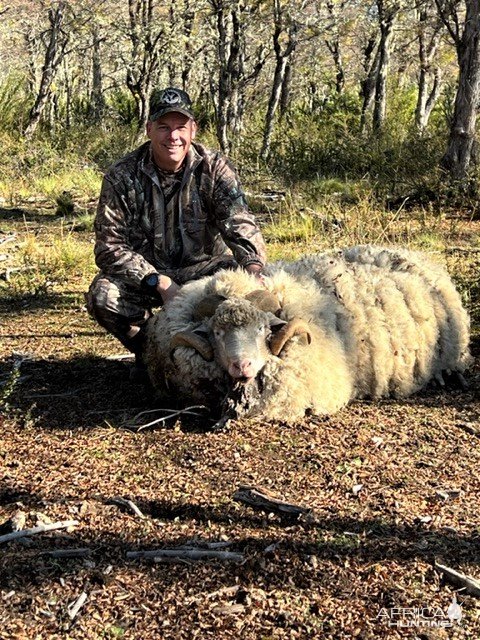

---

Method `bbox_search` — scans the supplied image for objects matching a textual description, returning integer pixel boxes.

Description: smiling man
[87,87,267,373]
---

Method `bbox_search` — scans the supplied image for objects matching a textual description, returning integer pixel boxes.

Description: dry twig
[127,405,211,431]
[0,233,17,246]
[127,548,244,563]
[110,497,145,518]
[67,592,88,620]
[43,548,91,559]
[0,520,79,545]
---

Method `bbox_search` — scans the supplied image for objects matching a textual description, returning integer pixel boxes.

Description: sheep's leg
[453,371,468,391]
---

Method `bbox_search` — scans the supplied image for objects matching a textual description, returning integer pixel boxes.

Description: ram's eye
[214,328,224,339]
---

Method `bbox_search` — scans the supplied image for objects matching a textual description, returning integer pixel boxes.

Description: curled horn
[192,294,226,321]
[269,318,312,356]
[245,289,281,315]
[170,331,214,361]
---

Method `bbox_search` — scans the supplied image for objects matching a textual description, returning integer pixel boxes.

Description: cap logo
[161,89,182,105]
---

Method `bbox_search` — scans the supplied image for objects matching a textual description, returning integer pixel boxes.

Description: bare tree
[414,2,444,132]
[360,34,380,132]
[324,0,347,95]
[24,1,70,138]
[260,0,300,160]
[208,0,267,154]
[89,22,106,125]
[435,0,480,182]
[372,0,400,132]
[125,0,166,134]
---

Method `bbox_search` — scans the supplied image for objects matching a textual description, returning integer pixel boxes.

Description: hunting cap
[149,87,195,121]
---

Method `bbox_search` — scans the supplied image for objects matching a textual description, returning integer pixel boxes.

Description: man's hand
[157,275,181,304]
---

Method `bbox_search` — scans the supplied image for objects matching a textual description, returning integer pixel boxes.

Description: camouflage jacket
[93,141,267,287]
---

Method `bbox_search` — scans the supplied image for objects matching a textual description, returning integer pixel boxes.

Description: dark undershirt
[156,165,184,263]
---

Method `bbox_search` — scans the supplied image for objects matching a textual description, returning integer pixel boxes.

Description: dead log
[233,485,311,518]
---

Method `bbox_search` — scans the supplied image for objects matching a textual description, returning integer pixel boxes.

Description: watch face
[146,274,159,288]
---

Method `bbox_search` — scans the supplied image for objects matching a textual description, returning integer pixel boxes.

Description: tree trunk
[415,6,443,132]
[372,0,397,133]
[24,32,40,95]
[24,2,68,138]
[325,39,345,94]
[440,0,480,181]
[416,66,442,132]
[279,60,292,117]
[261,56,288,160]
[260,0,298,161]
[210,0,267,154]
[214,1,232,153]
[181,2,196,90]
[126,0,164,136]
[360,36,379,133]
[63,57,72,129]
[90,24,106,125]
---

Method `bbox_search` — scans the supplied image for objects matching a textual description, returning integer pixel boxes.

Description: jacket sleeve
[211,157,267,268]
[93,173,156,288]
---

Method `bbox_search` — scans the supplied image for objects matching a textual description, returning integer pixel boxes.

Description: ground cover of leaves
[0,207,479,639]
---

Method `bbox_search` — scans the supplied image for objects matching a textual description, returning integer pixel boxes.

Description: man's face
[147,112,197,171]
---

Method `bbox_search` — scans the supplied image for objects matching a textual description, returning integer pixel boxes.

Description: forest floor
[0,205,479,639]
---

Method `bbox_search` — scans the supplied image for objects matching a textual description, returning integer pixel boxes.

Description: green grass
[1,224,96,298]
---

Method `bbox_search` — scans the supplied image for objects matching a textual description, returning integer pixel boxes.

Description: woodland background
[2,0,480,210]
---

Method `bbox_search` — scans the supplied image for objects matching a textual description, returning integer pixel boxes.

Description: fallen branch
[110,497,145,519]
[127,405,211,431]
[0,520,79,545]
[233,485,311,518]
[435,561,480,598]
[67,592,88,620]
[0,233,17,246]
[454,422,480,437]
[127,549,244,563]
[44,548,91,559]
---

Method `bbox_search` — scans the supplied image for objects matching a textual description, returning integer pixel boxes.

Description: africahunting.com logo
[376,594,462,628]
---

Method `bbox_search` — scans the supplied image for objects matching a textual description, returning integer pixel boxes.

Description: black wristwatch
[142,272,159,292]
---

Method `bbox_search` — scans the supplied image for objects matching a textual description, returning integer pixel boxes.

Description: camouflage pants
[86,255,238,352]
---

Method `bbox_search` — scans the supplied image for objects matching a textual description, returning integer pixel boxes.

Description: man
[87,87,267,365]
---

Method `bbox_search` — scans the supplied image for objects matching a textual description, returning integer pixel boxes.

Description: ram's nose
[229,359,256,381]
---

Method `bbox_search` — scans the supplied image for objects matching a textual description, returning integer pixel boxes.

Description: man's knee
[86,274,150,338]
[86,275,121,327]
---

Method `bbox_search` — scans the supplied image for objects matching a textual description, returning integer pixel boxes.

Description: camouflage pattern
[87,141,266,349]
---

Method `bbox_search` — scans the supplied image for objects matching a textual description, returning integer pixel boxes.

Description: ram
[143,245,472,422]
